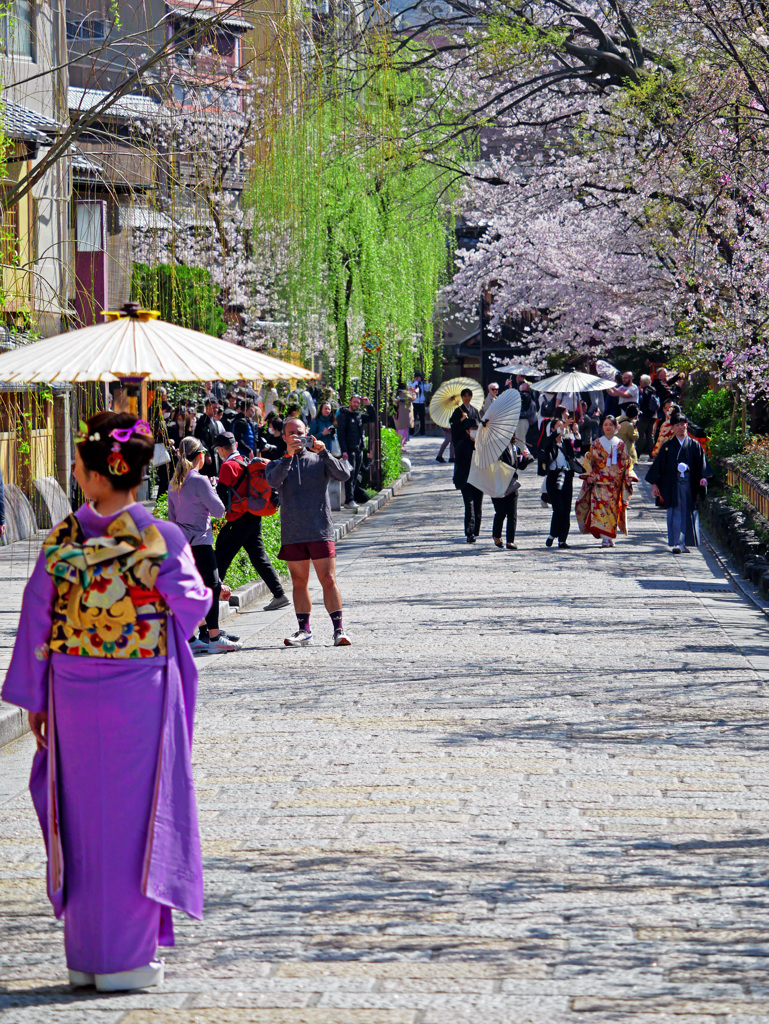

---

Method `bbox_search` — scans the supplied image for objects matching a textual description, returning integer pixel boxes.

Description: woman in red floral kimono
[651,400,680,459]
[575,415,638,547]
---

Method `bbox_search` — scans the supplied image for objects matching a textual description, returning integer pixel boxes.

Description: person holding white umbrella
[450,388,484,543]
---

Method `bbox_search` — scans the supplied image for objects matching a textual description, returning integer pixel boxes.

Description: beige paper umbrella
[0,304,318,384]
[473,387,522,469]
[429,376,484,428]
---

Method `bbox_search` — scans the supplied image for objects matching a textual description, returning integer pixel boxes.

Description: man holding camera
[265,418,352,646]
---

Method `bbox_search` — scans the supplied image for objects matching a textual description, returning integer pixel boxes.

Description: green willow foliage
[248,53,458,397]
[132,263,228,337]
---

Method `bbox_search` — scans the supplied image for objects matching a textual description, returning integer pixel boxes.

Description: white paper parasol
[494,362,542,377]
[596,359,619,381]
[429,376,484,428]
[473,387,522,469]
[0,305,318,383]
[532,370,616,395]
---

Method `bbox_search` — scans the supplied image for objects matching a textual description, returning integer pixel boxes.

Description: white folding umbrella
[0,305,318,383]
[532,370,615,395]
[473,387,522,469]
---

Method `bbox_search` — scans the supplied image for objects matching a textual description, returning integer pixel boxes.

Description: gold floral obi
[44,512,169,658]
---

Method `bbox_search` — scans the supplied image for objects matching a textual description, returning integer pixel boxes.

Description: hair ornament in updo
[109,419,152,443]
[75,420,101,444]
[107,444,131,476]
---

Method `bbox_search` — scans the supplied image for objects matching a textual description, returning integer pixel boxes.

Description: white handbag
[152,442,171,467]
[467,459,516,498]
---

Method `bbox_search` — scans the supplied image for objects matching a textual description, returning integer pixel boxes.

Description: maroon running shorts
[279,540,337,561]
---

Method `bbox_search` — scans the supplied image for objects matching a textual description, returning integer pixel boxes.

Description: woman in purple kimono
[1,411,211,992]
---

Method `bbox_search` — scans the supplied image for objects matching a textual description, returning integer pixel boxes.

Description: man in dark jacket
[637,375,660,458]
[450,388,483,543]
[651,367,680,407]
[646,412,712,554]
[194,397,219,477]
[336,395,374,509]
[231,401,255,458]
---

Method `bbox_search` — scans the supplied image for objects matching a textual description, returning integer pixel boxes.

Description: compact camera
[297,435,314,449]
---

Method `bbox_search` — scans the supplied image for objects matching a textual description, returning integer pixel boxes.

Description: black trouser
[215,514,284,597]
[637,415,655,456]
[344,447,364,503]
[192,544,220,636]
[492,492,518,543]
[156,462,170,497]
[547,471,573,543]
[461,483,483,537]
[412,403,426,435]
[581,416,599,450]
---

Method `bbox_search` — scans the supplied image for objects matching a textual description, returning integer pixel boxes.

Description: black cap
[213,431,236,447]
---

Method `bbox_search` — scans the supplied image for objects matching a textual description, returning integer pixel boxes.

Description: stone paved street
[2,437,769,1023]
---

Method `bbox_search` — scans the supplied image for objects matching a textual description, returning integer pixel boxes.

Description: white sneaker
[189,637,209,655]
[69,970,95,987]
[284,629,313,647]
[207,634,243,653]
[95,960,164,992]
[333,629,351,647]
[344,500,358,509]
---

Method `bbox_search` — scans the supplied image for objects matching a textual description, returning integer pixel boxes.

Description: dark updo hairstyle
[77,411,153,490]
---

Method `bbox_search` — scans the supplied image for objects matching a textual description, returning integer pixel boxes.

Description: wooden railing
[726,460,769,519]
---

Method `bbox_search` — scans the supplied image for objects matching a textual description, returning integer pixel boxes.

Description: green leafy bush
[709,426,749,462]
[686,388,734,432]
[153,493,288,587]
[381,427,403,486]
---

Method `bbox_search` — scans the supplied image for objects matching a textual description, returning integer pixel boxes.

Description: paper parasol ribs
[429,377,484,429]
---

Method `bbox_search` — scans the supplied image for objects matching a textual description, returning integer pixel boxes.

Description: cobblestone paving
[2,438,769,1023]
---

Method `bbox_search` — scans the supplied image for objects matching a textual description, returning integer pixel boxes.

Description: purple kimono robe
[1,502,211,975]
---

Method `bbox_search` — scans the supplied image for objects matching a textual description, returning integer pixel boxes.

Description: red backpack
[224,456,279,517]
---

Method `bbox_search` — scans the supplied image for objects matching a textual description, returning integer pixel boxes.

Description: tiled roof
[2,100,63,143]
[70,150,103,175]
[68,87,161,119]
[166,4,253,31]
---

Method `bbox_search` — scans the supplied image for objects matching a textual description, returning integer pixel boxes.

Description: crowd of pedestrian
[148,378,380,656]
[444,366,712,555]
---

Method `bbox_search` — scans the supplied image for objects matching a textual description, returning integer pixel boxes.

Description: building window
[66,13,108,42]
[0,0,34,58]
[0,200,20,265]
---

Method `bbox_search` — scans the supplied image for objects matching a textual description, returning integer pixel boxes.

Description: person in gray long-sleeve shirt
[265,417,351,648]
